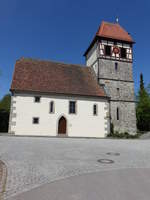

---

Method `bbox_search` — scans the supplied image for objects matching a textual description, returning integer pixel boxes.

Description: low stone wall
[0,160,7,200]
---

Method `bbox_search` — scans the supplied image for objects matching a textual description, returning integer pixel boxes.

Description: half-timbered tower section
[84,21,137,133]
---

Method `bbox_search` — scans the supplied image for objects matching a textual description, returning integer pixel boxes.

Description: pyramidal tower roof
[96,21,134,43]
[84,21,134,56]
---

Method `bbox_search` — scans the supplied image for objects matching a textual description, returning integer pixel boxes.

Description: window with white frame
[50,101,54,113]
[34,96,41,103]
[93,104,98,116]
[69,101,76,114]
[33,117,39,124]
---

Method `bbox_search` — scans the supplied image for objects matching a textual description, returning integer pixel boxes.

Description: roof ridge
[16,57,87,68]
[101,20,117,25]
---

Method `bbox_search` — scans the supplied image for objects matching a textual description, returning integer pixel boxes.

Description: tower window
[115,62,118,71]
[34,96,41,103]
[117,107,119,120]
[33,117,39,124]
[117,88,120,96]
[105,45,111,56]
[120,48,126,58]
[93,104,98,116]
[50,101,54,113]
[69,101,76,114]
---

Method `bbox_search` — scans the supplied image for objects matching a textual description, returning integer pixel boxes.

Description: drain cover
[97,159,114,164]
[106,152,120,156]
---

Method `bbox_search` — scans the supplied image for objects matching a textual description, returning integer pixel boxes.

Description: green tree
[0,94,11,132]
[136,73,150,131]
[0,94,11,112]
[140,73,144,90]
[147,83,150,95]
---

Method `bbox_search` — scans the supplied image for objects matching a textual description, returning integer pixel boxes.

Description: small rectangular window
[34,96,41,103]
[120,48,126,58]
[93,104,98,116]
[69,101,76,114]
[33,117,39,124]
[105,45,111,56]
[50,101,54,113]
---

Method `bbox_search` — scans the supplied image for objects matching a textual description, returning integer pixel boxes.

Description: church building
[9,21,137,137]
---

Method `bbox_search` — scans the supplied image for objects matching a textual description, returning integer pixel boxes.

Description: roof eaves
[10,89,109,99]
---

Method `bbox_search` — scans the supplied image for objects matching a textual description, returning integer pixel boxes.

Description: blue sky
[0,0,149,99]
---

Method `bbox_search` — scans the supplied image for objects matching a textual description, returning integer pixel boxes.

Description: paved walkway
[0,137,150,199]
[9,168,150,200]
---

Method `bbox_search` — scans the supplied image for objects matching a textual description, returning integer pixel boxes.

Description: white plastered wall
[9,93,110,138]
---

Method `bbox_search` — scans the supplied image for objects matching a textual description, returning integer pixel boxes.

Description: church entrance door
[58,116,67,135]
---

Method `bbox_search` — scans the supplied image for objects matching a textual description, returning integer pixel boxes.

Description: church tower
[84,21,137,134]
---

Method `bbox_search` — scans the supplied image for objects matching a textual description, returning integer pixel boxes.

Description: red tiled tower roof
[84,21,134,56]
[96,21,134,43]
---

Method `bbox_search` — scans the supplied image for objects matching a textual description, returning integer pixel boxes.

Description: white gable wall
[9,93,110,138]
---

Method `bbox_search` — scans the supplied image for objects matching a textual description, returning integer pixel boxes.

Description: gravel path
[0,136,150,199]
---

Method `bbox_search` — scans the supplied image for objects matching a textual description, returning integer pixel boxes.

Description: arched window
[93,104,98,116]
[117,107,119,120]
[50,101,54,113]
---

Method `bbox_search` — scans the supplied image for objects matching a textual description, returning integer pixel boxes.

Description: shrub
[110,123,114,134]
[107,131,140,139]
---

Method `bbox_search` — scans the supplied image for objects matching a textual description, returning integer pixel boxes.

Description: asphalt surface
[10,168,150,200]
[0,136,150,199]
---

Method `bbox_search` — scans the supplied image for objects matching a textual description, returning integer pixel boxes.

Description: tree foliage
[0,94,11,132]
[0,94,11,112]
[136,74,150,131]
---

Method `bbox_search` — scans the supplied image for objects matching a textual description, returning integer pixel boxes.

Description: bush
[107,131,140,139]
[110,123,114,134]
